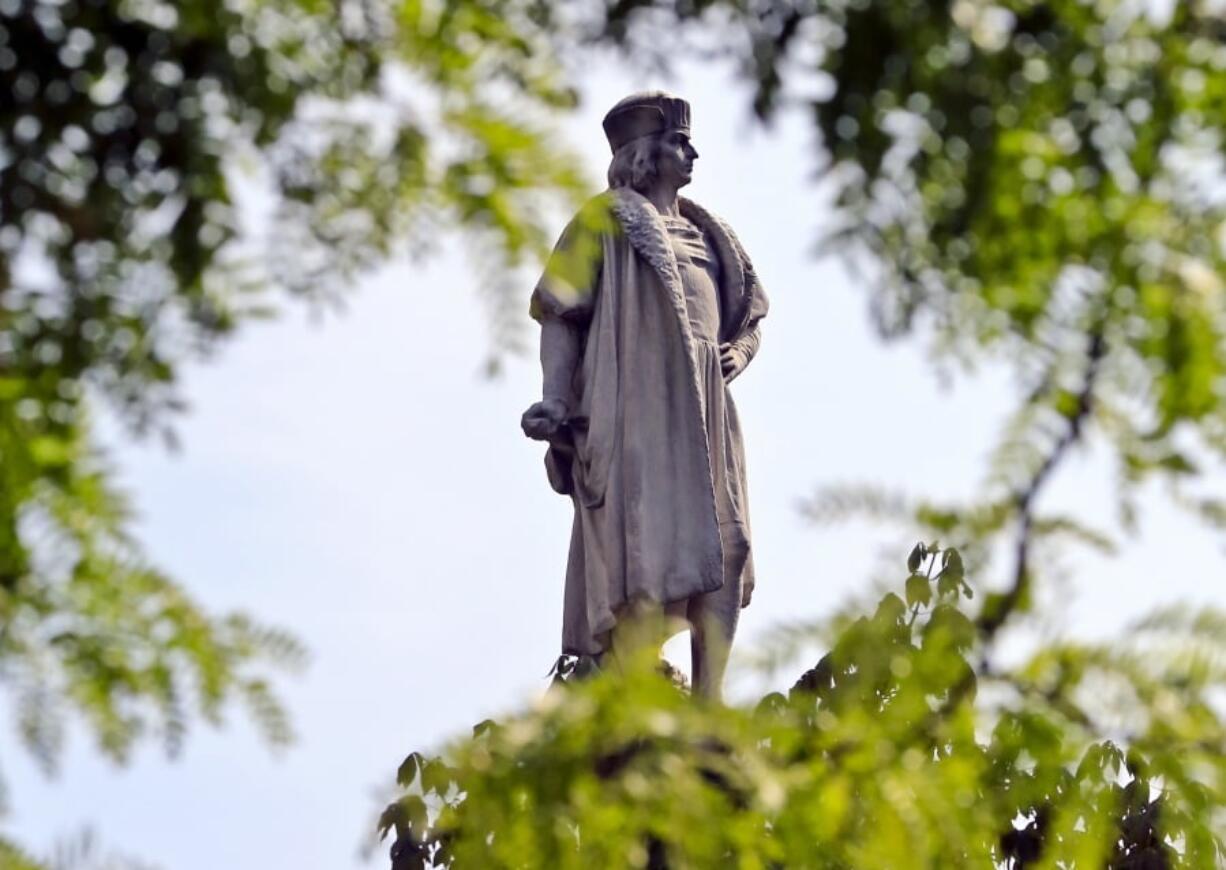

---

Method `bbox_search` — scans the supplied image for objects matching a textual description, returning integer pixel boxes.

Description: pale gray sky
[7,54,1224,870]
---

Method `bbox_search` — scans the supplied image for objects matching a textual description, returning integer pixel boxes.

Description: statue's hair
[606,134,660,192]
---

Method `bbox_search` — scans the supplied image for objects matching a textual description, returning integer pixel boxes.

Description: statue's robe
[530,187,769,657]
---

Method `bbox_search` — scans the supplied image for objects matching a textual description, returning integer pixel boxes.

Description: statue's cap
[602,91,691,153]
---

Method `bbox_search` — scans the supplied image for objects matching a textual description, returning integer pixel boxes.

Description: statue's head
[603,91,698,193]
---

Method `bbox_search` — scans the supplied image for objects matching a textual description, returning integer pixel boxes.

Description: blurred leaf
[905,573,931,609]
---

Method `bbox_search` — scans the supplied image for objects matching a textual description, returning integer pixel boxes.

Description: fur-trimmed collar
[606,188,753,339]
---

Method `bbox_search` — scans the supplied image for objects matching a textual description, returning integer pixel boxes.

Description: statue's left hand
[720,344,747,382]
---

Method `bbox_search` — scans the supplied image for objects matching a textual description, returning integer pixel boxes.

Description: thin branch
[977,329,1107,640]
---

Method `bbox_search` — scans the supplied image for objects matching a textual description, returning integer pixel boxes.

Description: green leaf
[27,437,73,468]
[942,548,964,579]
[422,759,453,795]
[874,593,907,627]
[905,573,932,609]
[397,752,423,787]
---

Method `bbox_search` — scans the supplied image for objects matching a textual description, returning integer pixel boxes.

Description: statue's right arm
[525,204,603,440]
[521,318,580,441]
[540,318,580,406]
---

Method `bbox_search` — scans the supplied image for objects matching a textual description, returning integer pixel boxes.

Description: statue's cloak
[530,187,769,656]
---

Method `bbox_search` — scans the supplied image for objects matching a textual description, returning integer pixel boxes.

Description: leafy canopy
[594,0,1226,522]
[0,0,587,856]
[8,0,1226,866]
[381,548,1226,868]
[371,1,1226,866]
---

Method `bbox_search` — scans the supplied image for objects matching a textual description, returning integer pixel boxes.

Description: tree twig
[977,328,1107,641]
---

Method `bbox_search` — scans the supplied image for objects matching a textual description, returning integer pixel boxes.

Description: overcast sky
[7,53,1225,870]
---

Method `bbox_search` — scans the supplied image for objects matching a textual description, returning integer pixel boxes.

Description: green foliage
[596,0,1226,528]
[368,4,1226,867]
[381,548,1226,868]
[7,0,1226,865]
[5,424,305,771]
[1,0,586,413]
[1,0,586,856]
[0,828,157,869]
[0,837,47,870]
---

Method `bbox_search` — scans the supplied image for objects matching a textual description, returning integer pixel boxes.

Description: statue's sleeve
[529,209,605,326]
[733,323,762,365]
[731,241,769,370]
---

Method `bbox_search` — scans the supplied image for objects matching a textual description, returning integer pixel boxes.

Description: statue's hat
[602,91,691,153]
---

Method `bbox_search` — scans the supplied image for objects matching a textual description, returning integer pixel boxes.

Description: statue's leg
[689,540,748,700]
[600,599,688,677]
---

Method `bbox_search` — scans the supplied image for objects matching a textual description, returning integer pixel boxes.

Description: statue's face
[655,129,699,189]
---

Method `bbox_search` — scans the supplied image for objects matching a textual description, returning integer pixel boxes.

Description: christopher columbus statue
[521,92,768,699]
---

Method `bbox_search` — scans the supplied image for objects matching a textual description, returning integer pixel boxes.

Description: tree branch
[977,329,1107,640]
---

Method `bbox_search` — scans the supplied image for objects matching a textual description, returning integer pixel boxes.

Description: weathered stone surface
[522,92,768,699]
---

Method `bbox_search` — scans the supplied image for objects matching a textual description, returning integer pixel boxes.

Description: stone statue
[521,92,768,699]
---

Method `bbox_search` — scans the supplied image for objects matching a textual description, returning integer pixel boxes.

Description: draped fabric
[664,211,751,613]
[530,189,768,656]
